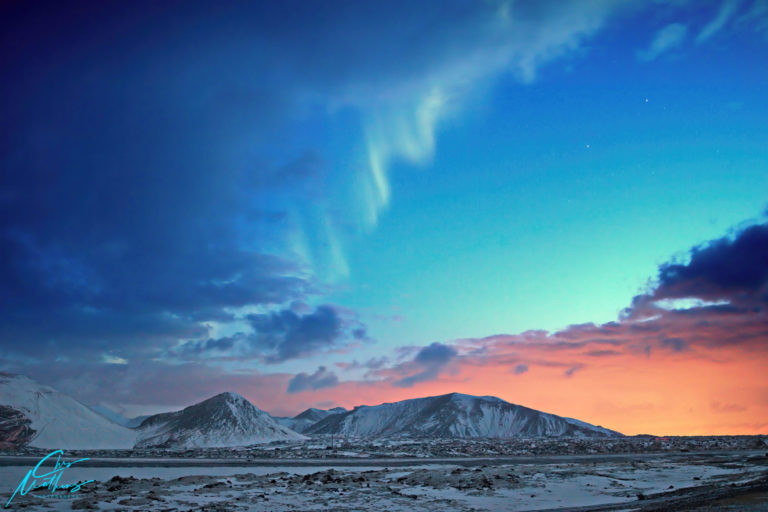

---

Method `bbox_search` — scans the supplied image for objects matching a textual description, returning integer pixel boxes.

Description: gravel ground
[2,449,766,511]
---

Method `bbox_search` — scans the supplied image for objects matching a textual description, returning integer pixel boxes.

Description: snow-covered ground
[1,450,766,511]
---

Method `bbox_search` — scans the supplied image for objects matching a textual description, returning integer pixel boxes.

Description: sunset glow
[1,0,767,437]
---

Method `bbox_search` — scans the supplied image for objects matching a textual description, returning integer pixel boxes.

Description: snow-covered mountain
[305,393,622,438]
[135,392,307,448]
[274,407,347,433]
[563,416,620,437]
[88,404,150,428]
[0,373,136,449]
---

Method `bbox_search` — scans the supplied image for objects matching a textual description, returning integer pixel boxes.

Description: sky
[1,0,767,436]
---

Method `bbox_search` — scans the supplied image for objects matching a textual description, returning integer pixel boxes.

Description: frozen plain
[1,437,767,511]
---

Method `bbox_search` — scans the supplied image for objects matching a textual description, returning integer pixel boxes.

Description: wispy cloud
[345,1,638,229]
[637,23,688,61]
[697,0,744,42]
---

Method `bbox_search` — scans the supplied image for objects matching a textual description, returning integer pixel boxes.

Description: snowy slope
[0,373,136,449]
[274,407,347,433]
[124,415,151,428]
[135,392,306,448]
[88,404,150,428]
[563,416,619,436]
[305,393,622,438]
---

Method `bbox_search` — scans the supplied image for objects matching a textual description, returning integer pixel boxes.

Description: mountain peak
[135,391,305,448]
[210,391,247,402]
[445,392,506,403]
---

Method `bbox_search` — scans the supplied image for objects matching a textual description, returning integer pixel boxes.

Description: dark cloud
[414,342,457,365]
[564,364,584,377]
[605,222,768,353]
[453,223,768,370]
[175,336,239,356]
[394,342,457,388]
[249,305,344,363]
[660,337,689,352]
[584,349,622,357]
[287,366,339,394]
[0,3,318,360]
[513,364,529,375]
[173,304,368,363]
[649,223,768,306]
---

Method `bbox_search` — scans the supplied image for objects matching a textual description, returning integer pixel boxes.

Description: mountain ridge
[0,375,622,449]
[274,406,348,433]
[305,392,621,438]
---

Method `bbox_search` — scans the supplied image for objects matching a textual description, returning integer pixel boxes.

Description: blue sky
[1,0,767,432]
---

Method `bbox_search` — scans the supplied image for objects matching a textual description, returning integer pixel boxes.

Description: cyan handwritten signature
[5,450,94,508]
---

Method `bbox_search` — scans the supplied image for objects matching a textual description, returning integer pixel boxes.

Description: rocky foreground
[3,450,767,511]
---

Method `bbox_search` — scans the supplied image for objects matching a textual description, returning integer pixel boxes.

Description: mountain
[88,404,150,428]
[125,415,151,429]
[135,392,307,448]
[563,416,620,437]
[274,407,347,433]
[0,373,136,449]
[305,393,622,438]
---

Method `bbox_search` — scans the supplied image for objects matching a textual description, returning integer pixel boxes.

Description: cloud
[414,342,457,365]
[738,0,768,34]
[174,304,369,363]
[3,219,766,431]
[711,401,747,413]
[287,366,339,393]
[697,0,743,42]
[584,350,622,357]
[634,222,768,311]
[101,354,128,365]
[564,364,585,378]
[393,342,457,388]
[396,221,768,391]
[637,23,688,61]
[344,0,640,228]
[337,356,390,372]
[660,337,689,352]
[249,305,361,363]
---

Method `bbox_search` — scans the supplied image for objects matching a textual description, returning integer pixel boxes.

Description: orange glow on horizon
[248,344,768,436]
